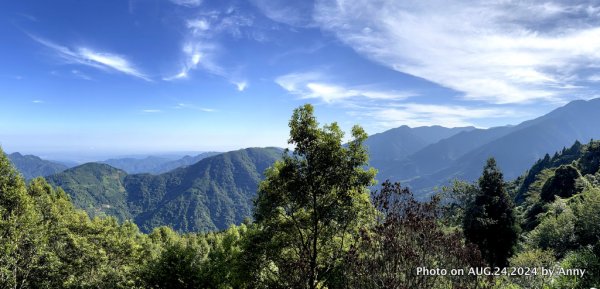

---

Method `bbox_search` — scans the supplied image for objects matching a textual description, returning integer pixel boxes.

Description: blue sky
[1,0,600,159]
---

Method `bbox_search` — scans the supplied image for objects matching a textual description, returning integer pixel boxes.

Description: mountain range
[372,98,600,195]
[8,98,600,232]
[6,151,222,180]
[365,125,475,163]
[7,152,68,180]
[46,147,282,232]
[100,151,221,174]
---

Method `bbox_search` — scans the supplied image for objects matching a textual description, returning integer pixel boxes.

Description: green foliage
[141,224,255,288]
[516,141,582,203]
[253,104,376,289]
[578,140,600,175]
[142,236,209,288]
[570,187,600,247]
[4,110,600,288]
[529,199,577,258]
[1,147,153,288]
[540,165,581,202]
[440,179,479,227]
[463,158,519,267]
[47,148,282,233]
[525,186,600,289]
[45,163,131,221]
[553,243,600,289]
[0,147,43,288]
[508,248,556,289]
[519,169,554,231]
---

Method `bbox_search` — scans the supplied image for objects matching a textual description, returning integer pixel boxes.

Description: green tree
[540,164,581,202]
[142,237,208,289]
[441,179,479,227]
[463,158,519,267]
[0,148,44,289]
[578,140,600,175]
[529,199,577,258]
[253,104,376,288]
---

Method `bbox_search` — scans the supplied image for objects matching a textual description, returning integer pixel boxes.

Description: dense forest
[1,104,599,288]
[45,148,282,232]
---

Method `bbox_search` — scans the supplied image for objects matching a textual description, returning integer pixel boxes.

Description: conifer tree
[463,158,518,267]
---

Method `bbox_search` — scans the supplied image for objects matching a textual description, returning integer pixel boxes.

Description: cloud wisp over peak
[276,71,415,103]
[352,102,520,128]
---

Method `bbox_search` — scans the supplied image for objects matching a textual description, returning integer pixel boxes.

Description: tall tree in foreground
[0,147,44,289]
[463,158,518,267]
[252,104,376,288]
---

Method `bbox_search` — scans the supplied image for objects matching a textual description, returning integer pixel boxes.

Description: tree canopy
[253,104,376,288]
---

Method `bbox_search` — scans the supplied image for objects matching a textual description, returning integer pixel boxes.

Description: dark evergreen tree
[463,158,518,267]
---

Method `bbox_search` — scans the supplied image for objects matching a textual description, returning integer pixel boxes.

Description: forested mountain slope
[47,147,282,232]
[8,152,68,179]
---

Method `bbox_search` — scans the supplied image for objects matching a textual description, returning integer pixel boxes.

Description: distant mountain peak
[8,152,67,179]
[372,97,600,197]
[366,125,475,162]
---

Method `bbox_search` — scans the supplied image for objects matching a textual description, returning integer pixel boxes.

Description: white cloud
[313,0,600,104]
[233,80,248,91]
[165,12,252,91]
[187,18,210,33]
[170,0,202,8]
[163,42,222,81]
[32,100,44,104]
[142,109,161,113]
[173,103,215,112]
[354,103,517,128]
[250,0,315,27]
[30,35,149,81]
[276,71,414,103]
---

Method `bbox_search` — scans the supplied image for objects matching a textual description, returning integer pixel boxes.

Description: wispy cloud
[313,0,600,104]
[173,103,215,112]
[276,71,414,103]
[164,42,225,81]
[352,103,518,128]
[71,70,92,80]
[30,35,150,81]
[164,9,253,91]
[32,100,44,104]
[250,0,315,27]
[15,13,37,22]
[169,0,202,8]
[142,109,161,113]
[233,80,247,92]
